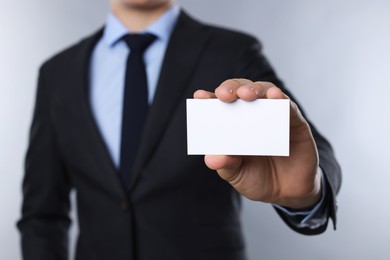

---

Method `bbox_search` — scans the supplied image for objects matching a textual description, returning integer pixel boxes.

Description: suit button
[120,201,129,212]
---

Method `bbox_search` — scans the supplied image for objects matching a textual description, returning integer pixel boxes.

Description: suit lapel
[129,12,212,189]
[63,29,126,194]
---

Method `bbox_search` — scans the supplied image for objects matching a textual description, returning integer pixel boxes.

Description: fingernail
[249,86,259,96]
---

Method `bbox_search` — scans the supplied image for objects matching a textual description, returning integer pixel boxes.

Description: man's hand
[194,79,321,209]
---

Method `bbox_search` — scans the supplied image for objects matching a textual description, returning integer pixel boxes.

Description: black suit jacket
[18,11,341,260]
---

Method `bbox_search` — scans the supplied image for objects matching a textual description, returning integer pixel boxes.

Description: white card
[186,99,290,156]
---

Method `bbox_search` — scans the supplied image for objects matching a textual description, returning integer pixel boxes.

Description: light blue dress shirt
[90,5,180,168]
[89,5,327,229]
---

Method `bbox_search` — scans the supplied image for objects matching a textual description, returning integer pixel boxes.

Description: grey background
[1,0,389,259]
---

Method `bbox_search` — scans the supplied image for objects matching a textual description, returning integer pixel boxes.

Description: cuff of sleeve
[272,167,328,229]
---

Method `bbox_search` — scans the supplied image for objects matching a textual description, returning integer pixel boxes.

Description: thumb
[204,155,243,181]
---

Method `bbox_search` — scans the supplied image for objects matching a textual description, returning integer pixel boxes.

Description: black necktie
[119,33,156,184]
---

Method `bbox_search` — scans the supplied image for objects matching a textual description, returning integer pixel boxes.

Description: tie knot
[122,33,157,53]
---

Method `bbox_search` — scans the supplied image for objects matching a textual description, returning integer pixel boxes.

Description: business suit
[18,10,341,260]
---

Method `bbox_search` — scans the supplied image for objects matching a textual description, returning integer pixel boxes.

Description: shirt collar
[102,4,180,47]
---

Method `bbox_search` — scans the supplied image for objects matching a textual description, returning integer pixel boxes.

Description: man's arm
[192,35,341,234]
[194,80,339,234]
[17,64,72,260]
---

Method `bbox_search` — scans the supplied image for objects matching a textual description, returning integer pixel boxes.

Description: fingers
[215,79,286,102]
[193,89,216,99]
[214,79,252,102]
[264,85,286,99]
[194,79,287,103]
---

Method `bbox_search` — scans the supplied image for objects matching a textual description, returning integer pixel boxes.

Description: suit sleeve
[233,36,342,235]
[17,64,72,260]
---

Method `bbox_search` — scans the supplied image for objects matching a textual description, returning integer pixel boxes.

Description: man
[18,0,341,259]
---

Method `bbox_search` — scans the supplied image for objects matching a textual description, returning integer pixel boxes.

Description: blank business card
[186,99,290,156]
